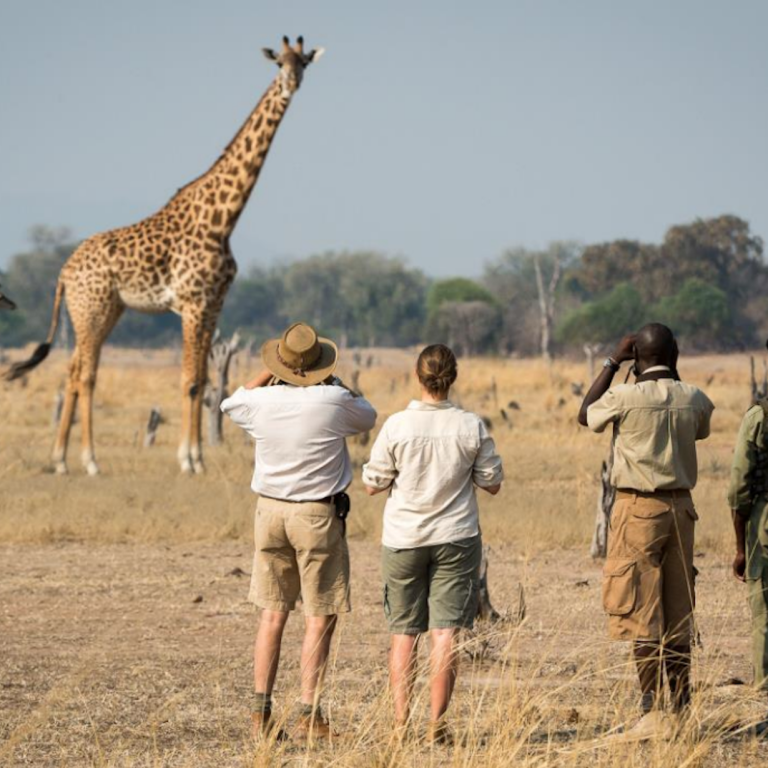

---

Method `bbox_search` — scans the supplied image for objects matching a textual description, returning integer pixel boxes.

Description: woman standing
[362,344,503,743]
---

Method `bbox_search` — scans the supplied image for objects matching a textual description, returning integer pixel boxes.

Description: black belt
[616,488,691,499]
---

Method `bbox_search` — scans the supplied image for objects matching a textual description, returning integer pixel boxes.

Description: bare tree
[206,330,240,446]
[533,253,562,362]
[584,343,603,382]
[486,241,581,359]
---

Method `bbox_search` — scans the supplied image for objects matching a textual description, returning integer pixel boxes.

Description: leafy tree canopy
[2,216,766,355]
[426,278,495,316]
[650,278,730,349]
[556,283,646,346]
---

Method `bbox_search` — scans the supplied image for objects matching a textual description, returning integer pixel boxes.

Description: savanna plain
[1,346,767,768]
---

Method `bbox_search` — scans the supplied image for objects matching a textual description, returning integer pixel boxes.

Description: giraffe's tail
[4,280,65,382]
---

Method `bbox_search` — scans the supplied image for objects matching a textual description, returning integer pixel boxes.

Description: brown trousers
[603,490,696,643]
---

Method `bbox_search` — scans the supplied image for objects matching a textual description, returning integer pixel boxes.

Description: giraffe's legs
[77,339,106,476]
[52,348,80,474]
[190,324,214,474]
[63,296,123,476]
[179,313,214,474]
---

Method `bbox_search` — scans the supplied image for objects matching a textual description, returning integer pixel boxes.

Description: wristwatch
[603,357,620,372]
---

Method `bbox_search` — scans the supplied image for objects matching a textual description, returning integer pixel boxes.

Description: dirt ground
[1,539,766,767]
[2,348,768,766]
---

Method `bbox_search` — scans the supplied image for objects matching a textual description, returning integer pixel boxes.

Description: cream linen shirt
[362,400,504,549]
[221,384,377,500]
[587,374,714,491]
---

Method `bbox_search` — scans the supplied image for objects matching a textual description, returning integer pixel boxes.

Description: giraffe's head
[262,36,324,99]
[0,286,16,311]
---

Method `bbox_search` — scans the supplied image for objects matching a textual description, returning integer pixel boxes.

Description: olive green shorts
[381,535,482,635]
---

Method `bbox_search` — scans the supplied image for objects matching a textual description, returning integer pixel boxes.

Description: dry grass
[1,346,766,766]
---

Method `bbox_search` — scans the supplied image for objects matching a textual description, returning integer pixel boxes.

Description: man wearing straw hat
[578,324,714,739]
[222,321,377,742]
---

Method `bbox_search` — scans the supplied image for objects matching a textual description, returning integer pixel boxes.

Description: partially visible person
[221,322,376,742]
[577,323,714,740]
[362,344,503,744]
[727,385,768,738]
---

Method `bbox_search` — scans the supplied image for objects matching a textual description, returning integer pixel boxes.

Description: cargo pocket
[383,585,391,618]
[758,500,768,549]
[602,558,637,616]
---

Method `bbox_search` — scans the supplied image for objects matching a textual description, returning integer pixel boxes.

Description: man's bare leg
[254,609,289,695]
[300,615,337,709]
[390,634,419,725]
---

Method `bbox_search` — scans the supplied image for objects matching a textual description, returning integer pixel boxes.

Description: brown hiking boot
[251,711,288,742]
[425,720,453,746]
[294,710,338,743]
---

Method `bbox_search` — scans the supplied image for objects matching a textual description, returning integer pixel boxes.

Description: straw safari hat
[261,322,338,387]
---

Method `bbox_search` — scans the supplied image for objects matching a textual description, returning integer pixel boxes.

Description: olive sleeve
[727,406,764,519]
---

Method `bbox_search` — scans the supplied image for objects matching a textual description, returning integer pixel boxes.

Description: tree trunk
[584,343,602,382]
[144,407,163,448]
[750,355,768,401]
[52,389,64,427]
[533,254,562,362]
[207,330,240,446]
[590,431,617,559]
[475,545,501,622]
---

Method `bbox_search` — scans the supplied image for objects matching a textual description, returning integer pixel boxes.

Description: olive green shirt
[587,377,714,492]
[727,404,768,580]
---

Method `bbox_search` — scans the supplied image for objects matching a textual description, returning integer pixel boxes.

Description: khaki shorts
[381,535,482,635]
[603,490,697,643]
[249,496,351,616]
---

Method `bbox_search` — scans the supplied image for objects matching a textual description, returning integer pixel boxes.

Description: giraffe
[5,35,324,476]
[0,286,16,311]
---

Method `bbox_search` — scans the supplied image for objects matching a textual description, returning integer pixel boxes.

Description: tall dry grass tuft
[227,617,764,767]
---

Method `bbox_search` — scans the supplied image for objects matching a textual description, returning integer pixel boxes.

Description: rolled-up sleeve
[587,390,621,433]
[220,387,259,437]
[473,421,504,488]
[361,422,396,489]
[696,393,715,440]
[728,406,762,518]
[338,394,377,436]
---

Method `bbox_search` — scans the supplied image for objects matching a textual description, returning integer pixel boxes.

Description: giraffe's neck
[180,78,292,238]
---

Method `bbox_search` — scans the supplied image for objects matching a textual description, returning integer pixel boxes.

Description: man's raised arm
[578,334,636,427]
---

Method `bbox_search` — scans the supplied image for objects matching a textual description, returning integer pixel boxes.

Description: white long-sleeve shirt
[362,400,504,548]
[221,384,377,501]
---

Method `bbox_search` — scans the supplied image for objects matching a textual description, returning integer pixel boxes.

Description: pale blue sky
[1,1,766,276]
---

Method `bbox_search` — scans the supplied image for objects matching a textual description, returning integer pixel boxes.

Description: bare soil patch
[1,540,766,767]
